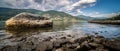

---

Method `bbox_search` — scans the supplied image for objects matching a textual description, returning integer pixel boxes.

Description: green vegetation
[107,14,120,20]
[0,7,81,22]
[0,7,42,21]
[89,13,120,24]
[40,10,81,22]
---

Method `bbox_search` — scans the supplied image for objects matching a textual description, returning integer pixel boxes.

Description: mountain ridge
[0,7,81,22]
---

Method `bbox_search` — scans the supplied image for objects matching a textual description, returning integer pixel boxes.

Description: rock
[20,41,34,51]
[36,41,53,51]
[55,48,63,51]
[5,12,53,29]
[60,37,66,39]
[94,32,99,35]
[74,37,87,43]
[67,35,72,37]
[103,40,120,51]
[76,44,90,51]
[0,31,120,51]
[89,43,104,49]
[95,48,109,51]
[65,43,79,49]
[93,37,104,44]
[53,39,68,48]
[43,36,52,41]
[1,45,18,51]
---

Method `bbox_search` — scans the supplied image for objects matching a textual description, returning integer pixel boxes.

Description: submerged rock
[0,30,120,51]
[5,12,52,29]
[89,20,120,24]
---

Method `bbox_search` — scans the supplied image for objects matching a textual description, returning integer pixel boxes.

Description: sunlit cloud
[0,0,96,16]
[81,12,119,18]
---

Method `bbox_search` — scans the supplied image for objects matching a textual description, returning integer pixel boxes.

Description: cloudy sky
[0,0,120,17]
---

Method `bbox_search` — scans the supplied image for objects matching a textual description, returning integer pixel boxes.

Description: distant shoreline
[89,20,120,25]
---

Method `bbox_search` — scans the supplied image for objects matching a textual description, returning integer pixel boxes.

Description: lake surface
[0,21,120,39]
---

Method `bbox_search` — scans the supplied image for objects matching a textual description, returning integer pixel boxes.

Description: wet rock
[1,45,18,51]
[104,31,107,32]
[95,48,109,51]
[36,41,53,51]
[55,48,63,51]
[60,37,66,39]
[0,32,120,51]
[94,32,99,35]
[76,44,90,51]
[74,37,87,43]
[53,39,68,48]
[93,37,104,44]
[89,43,104,49]
[67,35,72,37]
[20,41,34,51]
[103,40,120,51]
[100,31,103,33]
[65,43,79,49]
[43,36,52,41]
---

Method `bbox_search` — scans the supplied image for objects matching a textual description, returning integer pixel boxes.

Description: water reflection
[0,21,120,38]
[6,27,53,37]
[5,21,77,37]
[0,21,5,30]
[69,22,120,38]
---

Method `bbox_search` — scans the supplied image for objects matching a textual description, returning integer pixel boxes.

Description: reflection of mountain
[0,7,42,20]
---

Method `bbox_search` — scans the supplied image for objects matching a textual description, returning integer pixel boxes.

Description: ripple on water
[0,22,120,39]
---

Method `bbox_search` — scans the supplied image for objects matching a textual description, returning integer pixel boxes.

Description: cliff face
[5,12,52,29]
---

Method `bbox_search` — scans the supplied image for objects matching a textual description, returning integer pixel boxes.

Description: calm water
[0,21,120,39]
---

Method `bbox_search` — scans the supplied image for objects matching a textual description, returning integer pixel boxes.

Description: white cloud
[81,12,119,18]
[69,0,96,10]
[0,0,97,16]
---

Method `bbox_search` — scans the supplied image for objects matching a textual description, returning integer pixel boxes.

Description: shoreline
[89,20,120,25]
[0,30,120,51]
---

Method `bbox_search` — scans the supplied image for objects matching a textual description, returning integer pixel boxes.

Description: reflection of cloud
[0,0,96,15]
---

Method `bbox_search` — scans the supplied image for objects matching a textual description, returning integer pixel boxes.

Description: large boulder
[5,12,52,29]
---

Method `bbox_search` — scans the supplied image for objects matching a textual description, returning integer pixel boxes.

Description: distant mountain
[77,15,94,20]
[40,10,81,22]
[0,7,81,21]
[40,10,74,18]
[77,15,110,21]
[0,7,43,21]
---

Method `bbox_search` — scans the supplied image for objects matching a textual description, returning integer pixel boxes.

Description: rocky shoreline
[0,30,120,51]
[89,20,120,24]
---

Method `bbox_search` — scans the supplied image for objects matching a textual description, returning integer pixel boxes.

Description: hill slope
[0,7,81,22]
[40,10,81,22]
[0,7,42,21]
